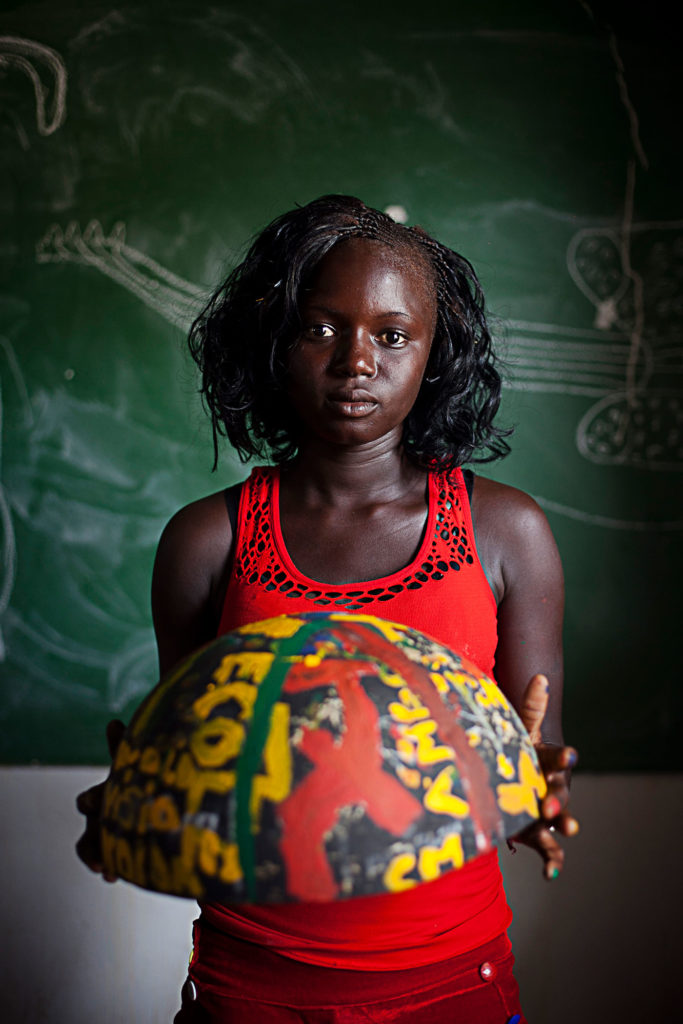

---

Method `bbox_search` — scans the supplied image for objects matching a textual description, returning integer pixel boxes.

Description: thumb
[519,674,549,745]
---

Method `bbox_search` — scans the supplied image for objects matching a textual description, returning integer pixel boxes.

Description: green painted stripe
[235,618,326,900]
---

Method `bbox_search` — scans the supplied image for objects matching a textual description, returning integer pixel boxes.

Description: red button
[479,961,497,981]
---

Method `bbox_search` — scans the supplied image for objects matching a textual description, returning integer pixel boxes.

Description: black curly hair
[188,194,511,469]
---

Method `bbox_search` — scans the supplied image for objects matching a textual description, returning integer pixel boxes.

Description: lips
[326,389,379,417]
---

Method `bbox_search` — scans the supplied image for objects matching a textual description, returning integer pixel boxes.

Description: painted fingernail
[565,748,578,768]
[544,796,562,818]
[567,818,580,836]
[548,866,559,881]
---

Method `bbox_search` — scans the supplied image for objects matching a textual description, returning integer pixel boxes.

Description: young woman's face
[286,237,437,451]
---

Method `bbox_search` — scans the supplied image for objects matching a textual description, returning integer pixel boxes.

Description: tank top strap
[230,466,276,580]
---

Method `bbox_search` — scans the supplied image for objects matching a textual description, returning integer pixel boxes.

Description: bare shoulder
[151,489,236,673]
[470,475,562,600]
[471,475,550,539]
[156,489,233,569]
[158,487,233,552]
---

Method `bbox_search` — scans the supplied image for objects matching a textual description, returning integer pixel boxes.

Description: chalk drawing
[0,470,14,661]
[36,221,208,329]
[0,332,35,661]
[106,636,158,710]
[504,18,682,475]
[0,35,67,139]
[505,220,683,473]
[503,320,648,397]
[71,9,312,153]
[3,605,157,711]
[361,52,466,140]
[568,26,676,471]
[576,390,682,470]
[533,494,683,532]
[5,382,192,706]
[565,217,683,470]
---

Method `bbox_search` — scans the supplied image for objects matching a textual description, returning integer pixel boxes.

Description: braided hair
[189,194,511,469]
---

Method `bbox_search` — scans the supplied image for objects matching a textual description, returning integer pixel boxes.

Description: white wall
[1,768,681,1023]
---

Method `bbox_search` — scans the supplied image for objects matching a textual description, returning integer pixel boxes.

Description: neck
[281,435,424,507]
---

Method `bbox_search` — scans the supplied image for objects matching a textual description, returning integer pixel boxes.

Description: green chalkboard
[1,0,681,767]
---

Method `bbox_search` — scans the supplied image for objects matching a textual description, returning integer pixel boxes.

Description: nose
[331,330,377,378]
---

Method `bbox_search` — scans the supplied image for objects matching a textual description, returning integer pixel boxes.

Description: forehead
[304,237,436,315]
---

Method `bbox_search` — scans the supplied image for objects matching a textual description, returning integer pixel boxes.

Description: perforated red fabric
[218,466,498,676]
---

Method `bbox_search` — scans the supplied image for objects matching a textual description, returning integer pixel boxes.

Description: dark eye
[306,323,335,339]
[379,330,407,347]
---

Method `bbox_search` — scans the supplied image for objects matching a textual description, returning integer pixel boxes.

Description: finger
[75,828,104,874]
[75,837,117,882]
[542,827,566,880]
[509,820,566,879]
[535,744,578,776]
[518,674,549,745]
[106,719,126,760]
[530,825,566,880]
[539,772,572,818]
[75,817,119,881]
[541,792,565,820]
[552,812,580,838]
[76,782,104,816]
[560,746,579,770]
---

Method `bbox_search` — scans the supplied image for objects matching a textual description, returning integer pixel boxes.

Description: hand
[75,719,126,881]
[510,674,579,880]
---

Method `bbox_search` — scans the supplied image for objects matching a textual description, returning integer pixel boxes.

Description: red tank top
[203,465,511,969]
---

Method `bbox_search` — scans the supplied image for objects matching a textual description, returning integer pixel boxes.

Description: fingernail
[547,866,559,881]
[565,748,578,768]
[544,796,562,818]
[567,818,580,836]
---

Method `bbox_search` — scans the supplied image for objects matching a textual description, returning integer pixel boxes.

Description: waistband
[189,917,513,1006]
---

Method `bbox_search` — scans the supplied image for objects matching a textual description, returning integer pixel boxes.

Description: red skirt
[173,921,526,1024]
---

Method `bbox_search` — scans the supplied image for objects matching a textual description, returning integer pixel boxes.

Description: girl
[79,195,577,1023]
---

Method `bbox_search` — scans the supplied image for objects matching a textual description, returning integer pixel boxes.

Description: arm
[487,484,564,739]
[472,477,578,878]
[151,490,234,675]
